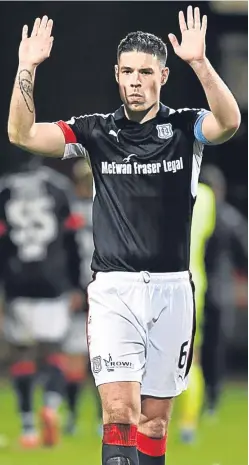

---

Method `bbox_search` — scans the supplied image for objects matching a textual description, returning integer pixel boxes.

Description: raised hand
[168,6,207,64]
[19,16,54,66]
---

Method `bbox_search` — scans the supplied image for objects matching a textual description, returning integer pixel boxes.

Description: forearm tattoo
[18,69,34,113]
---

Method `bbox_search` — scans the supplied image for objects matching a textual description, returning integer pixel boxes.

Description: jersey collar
[114,103,170,122]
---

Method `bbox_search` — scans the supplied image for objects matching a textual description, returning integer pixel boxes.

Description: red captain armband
[55,120,77,144]
[64,213,86,231]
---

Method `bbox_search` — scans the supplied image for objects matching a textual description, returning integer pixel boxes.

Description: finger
[37,15,48,35]
[201,15,207,35]
[194,7,201,29]
[31,17,41,37]
[168,34,180,51]
[22,25,28,40]
[45,18,53,37]
[187,5,194,29]
[179,11,187,34]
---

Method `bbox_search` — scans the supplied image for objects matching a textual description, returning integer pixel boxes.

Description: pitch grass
[0,382,247,465]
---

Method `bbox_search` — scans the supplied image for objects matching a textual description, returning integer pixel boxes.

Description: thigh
[142,279,195,398]
[87,277,146,388]
[99,381,141,425]
[10,344,37,364]
[37,340,66,374]
[38,341,63,358]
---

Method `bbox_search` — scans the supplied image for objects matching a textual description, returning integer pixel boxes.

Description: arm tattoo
[18,69,34,113]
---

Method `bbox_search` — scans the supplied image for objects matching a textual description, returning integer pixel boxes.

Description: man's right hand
[19,16,54,67]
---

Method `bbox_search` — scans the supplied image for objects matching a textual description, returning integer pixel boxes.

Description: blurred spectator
[200,164,248,414]
[0,147,84,448]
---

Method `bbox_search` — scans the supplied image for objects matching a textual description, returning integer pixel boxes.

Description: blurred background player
[63,159,102,434]
[178,181,216,442]
[200,164,248,415]
[0,147,83,448]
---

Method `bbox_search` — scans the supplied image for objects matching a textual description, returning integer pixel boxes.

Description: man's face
[115,51,169,112]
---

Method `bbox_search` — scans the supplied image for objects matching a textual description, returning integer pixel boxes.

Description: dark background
[0,1,248,215]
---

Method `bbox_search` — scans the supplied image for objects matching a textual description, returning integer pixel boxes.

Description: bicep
[15,123,65,158]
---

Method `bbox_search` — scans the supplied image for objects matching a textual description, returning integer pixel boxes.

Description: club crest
[156,123,173,140]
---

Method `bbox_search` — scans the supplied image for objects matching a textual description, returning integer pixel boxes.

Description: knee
[103,400,139,425]
[39,342,66,371]
[140,417,168,438]
[11,345,34,364]
[139,397,173,438]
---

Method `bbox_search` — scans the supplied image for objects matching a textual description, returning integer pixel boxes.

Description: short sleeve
[187,108,216,146]
[193,109,215,145]
[176,108,213,146]
[54,114,97,160]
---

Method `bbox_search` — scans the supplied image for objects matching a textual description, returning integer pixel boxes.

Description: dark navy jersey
[56,104,212,273]
[0,166,83,298]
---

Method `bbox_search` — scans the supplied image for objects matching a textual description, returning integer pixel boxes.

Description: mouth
[129,93,143,98]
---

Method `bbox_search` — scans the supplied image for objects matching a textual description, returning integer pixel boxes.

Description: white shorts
[87,271,196,398]
[4,296,70,345]
[62,313,88,354]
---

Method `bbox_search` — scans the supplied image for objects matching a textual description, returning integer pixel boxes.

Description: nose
[130,72,141,88]
[131,82,141,88]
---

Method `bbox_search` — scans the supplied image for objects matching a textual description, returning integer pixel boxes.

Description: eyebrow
[120,66,154,72]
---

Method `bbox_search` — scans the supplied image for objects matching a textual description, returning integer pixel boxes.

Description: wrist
[188,57,209,70]
[18,62,37,72]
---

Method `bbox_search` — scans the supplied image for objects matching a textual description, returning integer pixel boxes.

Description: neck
[124,101,160,124]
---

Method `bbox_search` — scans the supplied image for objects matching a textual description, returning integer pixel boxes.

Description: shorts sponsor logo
[103,354,134,372]
[92,356,102,374]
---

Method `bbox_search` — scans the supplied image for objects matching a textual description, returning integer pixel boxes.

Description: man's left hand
[168,5,207,64]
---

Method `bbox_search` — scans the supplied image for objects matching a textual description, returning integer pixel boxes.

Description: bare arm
[8,16,65,157]
[169,6,241,144]
[190,58,241,144]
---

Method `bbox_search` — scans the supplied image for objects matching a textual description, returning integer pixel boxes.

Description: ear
[114,64,119,83]
[161,67,169,86]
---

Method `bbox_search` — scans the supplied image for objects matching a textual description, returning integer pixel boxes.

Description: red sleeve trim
[64,213,85,231]
[55,120,77,144]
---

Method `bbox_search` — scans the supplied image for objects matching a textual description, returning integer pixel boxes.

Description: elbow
[8,127,30,149]
[8,131,19,146]
[227,109,241,133]
[7,125,21,146]
[222,111,241,139]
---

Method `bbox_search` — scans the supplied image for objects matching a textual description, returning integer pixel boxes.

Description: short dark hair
[117,31,167,67]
